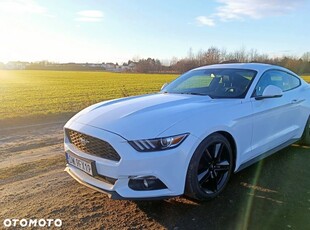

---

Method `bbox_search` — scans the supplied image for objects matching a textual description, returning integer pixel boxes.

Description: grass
[0,70,309,120]
[302,75,310,82]
[0,70,177,120]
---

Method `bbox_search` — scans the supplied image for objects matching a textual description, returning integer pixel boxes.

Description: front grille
[66,129,121,162]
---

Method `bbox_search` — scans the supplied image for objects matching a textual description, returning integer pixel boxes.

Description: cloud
[215,0,304,21]
[76,17,103,22]
[0,0,46,14]
[76,10,104,22]
[195,16,215,27]
[195,0,304,27]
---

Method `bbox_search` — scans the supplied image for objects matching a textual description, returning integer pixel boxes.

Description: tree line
[134,47,310,75]
[2,47,309,74]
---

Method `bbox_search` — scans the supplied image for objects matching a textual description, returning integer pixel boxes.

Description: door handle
[291,99,298,104]
[291,99,305,104]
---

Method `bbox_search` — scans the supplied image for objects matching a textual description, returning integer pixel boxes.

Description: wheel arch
[215,131,237,171]
[191,130,238,172]
[299,115,310,146]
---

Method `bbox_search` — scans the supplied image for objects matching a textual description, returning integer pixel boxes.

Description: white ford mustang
[64,63,310,200]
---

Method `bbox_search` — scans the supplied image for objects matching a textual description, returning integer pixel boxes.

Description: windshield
[163,68,257,98]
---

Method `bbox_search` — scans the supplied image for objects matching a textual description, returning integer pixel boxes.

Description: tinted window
[254,70,301,96]
[163,68,257,98]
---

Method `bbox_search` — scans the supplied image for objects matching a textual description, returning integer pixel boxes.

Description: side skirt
[236,138,299,173]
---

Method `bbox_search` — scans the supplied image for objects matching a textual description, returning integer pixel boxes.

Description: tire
[299,116,310,146]
[185,133,233,201]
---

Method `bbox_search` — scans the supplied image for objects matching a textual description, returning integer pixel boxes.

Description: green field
[302,75,310,82]
[0,70,177,120]
[0,70,309,120]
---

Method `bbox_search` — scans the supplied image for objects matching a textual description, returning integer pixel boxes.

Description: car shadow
[134,145,310,230]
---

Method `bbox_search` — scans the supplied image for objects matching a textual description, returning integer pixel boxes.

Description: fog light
[128,176,167,191]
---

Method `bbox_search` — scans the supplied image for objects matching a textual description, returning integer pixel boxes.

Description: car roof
[194,63,295,75]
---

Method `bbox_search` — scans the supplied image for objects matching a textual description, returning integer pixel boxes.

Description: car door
[250,70,303,158]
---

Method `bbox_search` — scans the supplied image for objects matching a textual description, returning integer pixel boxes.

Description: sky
[0,0,309,64]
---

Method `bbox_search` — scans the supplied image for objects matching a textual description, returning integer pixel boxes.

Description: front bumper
[64,121,199,199]
[65,166,122,199]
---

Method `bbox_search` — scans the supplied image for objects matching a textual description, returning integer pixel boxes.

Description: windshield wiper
[162,92,211,97]
[186,92,209,96]
[188,92,214,98]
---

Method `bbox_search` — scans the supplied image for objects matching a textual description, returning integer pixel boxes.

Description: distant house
[102,62,116,71]
[2,61,136,72]
[119,62,136,72]
[128,62,136,68]
[89,63,102,68]
[6,61,29,70]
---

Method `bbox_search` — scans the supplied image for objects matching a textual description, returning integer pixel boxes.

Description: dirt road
[1,116,309,229]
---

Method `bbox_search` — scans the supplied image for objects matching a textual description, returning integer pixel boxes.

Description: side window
[254,70,301,96]
[254,72,273,97]
[284,72,300,91]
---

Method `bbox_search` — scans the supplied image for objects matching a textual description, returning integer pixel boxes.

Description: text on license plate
[66,153,94,176]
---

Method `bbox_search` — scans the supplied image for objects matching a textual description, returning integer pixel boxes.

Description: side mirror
[161,83,169,91]
[255,85,283,100]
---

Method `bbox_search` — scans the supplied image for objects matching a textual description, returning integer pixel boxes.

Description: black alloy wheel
[185,133,233,201]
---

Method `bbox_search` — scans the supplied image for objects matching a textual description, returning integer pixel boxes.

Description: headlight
[128,133,189,152]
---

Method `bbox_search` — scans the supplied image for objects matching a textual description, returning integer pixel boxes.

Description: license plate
[66,152,95,176]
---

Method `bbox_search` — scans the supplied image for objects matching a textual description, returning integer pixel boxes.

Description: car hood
[71,93,214,140]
